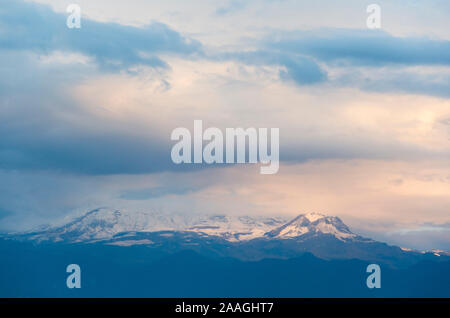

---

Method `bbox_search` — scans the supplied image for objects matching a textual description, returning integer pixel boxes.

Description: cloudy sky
[0,0,449,250]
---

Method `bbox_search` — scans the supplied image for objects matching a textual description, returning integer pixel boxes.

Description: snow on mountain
[186,214,288,241]
[22,208,198,243]
[265,212,356,240]
[427,250,450,257]
[303,212,324,222]
[19,208,290,243]
[11,207,369,244]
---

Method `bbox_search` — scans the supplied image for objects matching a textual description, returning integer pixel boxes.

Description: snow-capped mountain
[6,208,448,267]
[15,208,290,243]
[12,208,361,244]
[265,212,356,240]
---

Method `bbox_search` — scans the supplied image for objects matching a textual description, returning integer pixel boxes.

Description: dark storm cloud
[258,28,450,96]
[0,0,449,178]
[265,28,450,66]
[0,0,201,175]
[0,0,201,71]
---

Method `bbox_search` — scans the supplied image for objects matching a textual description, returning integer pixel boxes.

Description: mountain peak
[303,212,327,222]
[265,212,356,240]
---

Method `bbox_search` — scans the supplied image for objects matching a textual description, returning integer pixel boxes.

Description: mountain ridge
[9,208,363,244]
[5,208,448,267]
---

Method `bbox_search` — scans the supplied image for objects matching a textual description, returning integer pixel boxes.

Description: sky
[0,0,449,250]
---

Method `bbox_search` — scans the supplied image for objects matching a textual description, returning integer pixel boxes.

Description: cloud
[0,0,201,71]
[361,223,450,251]
[0,49,179,175]
[254,28,450,96]
[218,50,327,85]
[0,0,200,176]
[0,168,220,231]
[213,28,450,93]
[119,186,194,200]
[215,0,248,16]
[1,49,449,176]
[334,66,450,98]
[265,28,450,66]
